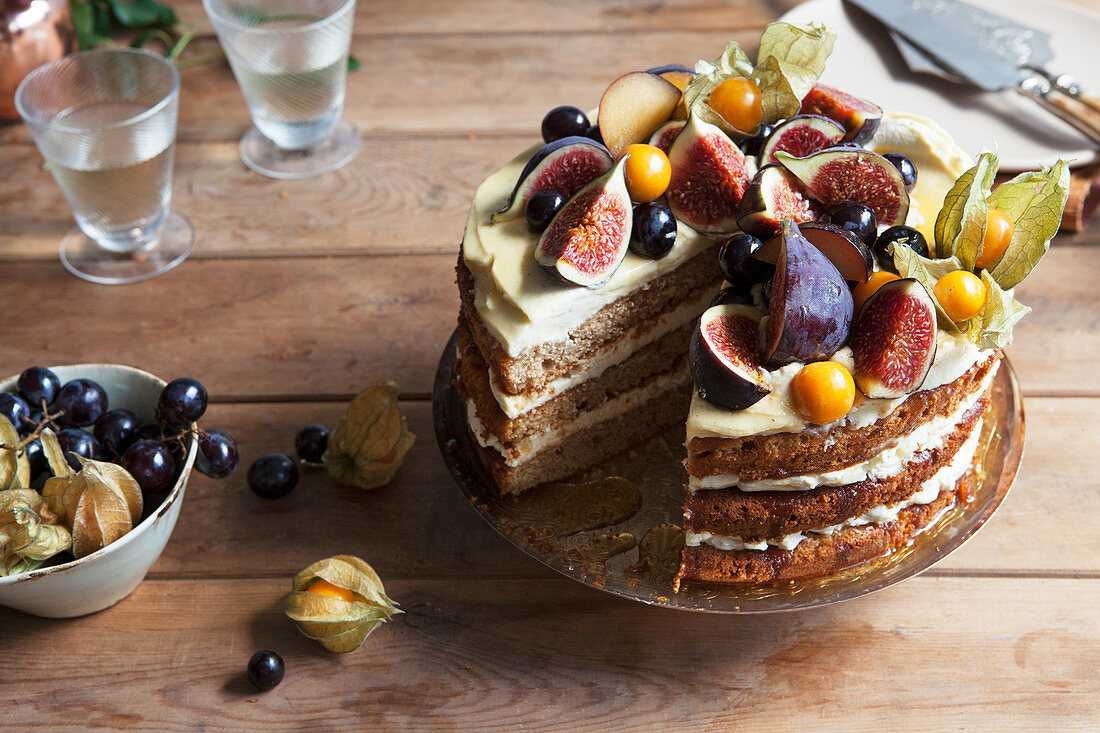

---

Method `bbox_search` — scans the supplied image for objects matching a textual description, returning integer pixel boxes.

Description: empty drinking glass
[15,48,194,285]
[203,0,361,179]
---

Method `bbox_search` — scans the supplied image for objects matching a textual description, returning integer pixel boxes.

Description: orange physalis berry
[708,78,763,133]
[306,578,357,603]
[789,361,856,425]
[852,270,900,313]
[934,270,987,322]
[622,143,672,202]
[975,207,1013,269]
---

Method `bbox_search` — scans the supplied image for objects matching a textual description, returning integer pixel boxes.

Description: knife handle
[1017,77,1100,147]
[1050,74,1100,117]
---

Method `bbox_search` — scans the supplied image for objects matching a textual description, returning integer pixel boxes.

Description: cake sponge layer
[684,393,987,541]
[461,375,691,495]
[686,353,999,482]
[675,478,965,587]
[456,247,720,396]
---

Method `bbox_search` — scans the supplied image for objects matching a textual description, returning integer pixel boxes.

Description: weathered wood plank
[0,256,460,400]
[4,138,1097,261]
[0,137,500,260]
[171,0,797,36]
[0,30,761,145]
[2,576,1097,730]
[0,245,1097,397]
[155,395,1100,579]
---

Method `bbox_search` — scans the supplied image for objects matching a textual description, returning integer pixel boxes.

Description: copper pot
[1,0,75,120]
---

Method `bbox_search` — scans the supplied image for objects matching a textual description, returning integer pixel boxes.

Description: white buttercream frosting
[687,330,992,442]
[685,414,982,552]
[462,147,716,359]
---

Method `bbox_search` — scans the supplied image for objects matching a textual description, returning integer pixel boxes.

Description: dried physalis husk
[42,456,142,559]
[284,555,402,653]
[40,428,74,478]
[0,416,31,490]
[0,488,71,575]
[323,379,415,490]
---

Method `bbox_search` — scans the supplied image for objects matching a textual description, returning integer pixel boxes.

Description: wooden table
[3,1,1099,728]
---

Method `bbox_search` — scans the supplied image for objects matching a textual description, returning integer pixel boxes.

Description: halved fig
[648,119,686,154]
[754,222,873,283]
[764,219,854,367]
[798,83,883,144]
[666,112,749,235]
[849,278,937,398]
[689,303,771,411]
[598,71,682,157]
[535,158,632,288]
[736,164,820,238]
[492,136,613,223]
[759,114,845,165]
[776,148,910,227]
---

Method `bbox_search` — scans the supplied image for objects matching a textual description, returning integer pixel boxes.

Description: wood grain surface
[2,0,1099,729]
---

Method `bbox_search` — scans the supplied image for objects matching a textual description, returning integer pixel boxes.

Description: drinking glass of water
[203,0,361,179]
[15,48,194,285]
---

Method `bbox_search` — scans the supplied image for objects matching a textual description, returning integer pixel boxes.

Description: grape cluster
[2,367,239,506]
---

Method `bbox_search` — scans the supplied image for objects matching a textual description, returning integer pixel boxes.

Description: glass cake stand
[432,331,1025,613]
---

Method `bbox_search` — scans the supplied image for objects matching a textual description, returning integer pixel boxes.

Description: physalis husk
[285,555,402,653]
[0,416,31,491]
[0,488,71,576]
[682,22,836,136]
[323,379,415,490]
[42,453,142,559]
[897,151,1069,349]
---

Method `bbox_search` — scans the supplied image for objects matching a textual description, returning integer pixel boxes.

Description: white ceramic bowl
[0,364,196,617]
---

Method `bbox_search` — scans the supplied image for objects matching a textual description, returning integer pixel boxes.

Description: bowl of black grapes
[0,364,238,617]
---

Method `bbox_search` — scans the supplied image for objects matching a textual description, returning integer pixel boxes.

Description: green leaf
[92,0,113,37]
[70,0,96,46]
[970,270,1031,349]
[755,21,836,107]
[107,0,177,28]
[347,55,361,72]
[934,150,998,266]
[987,159,1070,289]
[892,247,965,332]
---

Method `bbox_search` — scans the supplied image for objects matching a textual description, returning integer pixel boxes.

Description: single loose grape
[247,650,285,691]
[294,424,330,464]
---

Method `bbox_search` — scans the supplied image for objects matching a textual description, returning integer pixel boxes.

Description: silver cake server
[846,0,1100,146]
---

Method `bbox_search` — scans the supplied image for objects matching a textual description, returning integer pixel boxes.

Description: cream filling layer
[687,332,993,442]
[685,415,982,553]
[689,360,998,492]
[468,367,690,468]
[488,286,713,419]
